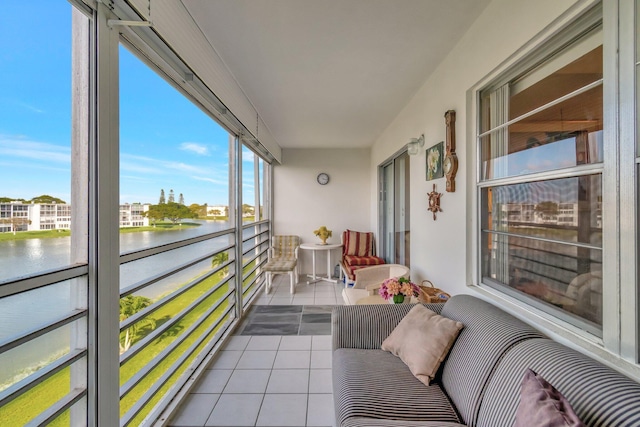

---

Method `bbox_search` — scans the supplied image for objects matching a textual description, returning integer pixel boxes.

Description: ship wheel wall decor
[427,183,442,220]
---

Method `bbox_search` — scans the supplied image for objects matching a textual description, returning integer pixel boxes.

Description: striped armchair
[339,229,385,286]
[263,235,300,294]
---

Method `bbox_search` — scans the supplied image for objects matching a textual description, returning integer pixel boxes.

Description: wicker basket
[417,280,450,304]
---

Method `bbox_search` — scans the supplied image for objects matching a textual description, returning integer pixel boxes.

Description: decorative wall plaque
[443,110,458,192]
[427,183,442,220]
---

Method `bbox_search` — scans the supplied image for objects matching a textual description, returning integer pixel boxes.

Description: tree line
[144,189,199,226]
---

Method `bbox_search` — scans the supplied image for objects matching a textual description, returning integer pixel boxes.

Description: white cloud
[0,135,70,164]
[120,174,154,183]
[17,102,45,114]
[180,142,209,155]
[192,176,226,185]
[120,153,210,175]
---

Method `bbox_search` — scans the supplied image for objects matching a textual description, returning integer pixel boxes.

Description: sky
[0,1,259,207]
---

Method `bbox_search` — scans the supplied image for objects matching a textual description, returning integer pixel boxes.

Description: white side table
[300,243,343,284]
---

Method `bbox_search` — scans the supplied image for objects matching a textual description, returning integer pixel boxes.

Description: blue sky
[1,1,258,207]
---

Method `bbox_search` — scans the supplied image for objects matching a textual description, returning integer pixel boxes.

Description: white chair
[263,235,300,294]
[341,264,410,305]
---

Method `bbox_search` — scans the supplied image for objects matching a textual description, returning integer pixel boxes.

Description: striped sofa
[332,295,640,427]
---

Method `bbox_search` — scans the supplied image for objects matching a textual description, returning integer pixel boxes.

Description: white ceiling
[181,0,490,149]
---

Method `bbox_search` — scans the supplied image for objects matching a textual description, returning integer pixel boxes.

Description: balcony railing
[0,220,270,426]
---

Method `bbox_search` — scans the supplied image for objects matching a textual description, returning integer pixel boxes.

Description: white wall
[370,0,584,295]
[273,148,371,274]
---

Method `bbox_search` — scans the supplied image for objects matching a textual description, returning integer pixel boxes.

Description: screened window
[0,2,90,424]
[478,17,603,333]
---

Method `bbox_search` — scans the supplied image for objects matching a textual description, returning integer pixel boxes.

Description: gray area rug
[236,305,333,335]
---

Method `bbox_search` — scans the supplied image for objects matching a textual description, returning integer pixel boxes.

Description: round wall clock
[444,152,458,184]
[317,173,330,185]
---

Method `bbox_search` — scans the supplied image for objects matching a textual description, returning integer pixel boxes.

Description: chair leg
[290,270,295,294]
[265,272,272,294]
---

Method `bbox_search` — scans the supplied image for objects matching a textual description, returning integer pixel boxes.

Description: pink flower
[379,276,418,300]
[378,286,390,299]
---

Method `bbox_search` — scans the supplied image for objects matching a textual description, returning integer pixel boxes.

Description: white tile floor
[168,274,341,427]
[252,274,346,306]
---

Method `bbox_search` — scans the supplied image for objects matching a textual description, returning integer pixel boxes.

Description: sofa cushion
[262,259,297,272]
[344,255,386,266]
[343,229,376,257]
[477,338,640,427]
[440,295,547,426]
[332,304,444,350]
[381,305,464,386]
[514,369,584,427]
[333,348,462,427]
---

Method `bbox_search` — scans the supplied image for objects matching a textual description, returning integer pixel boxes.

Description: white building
[119,203,150,227]
[206,205,228,218]
[0,202,149,232]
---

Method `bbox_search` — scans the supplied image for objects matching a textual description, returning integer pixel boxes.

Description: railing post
[70,7,90,426]
[92,3,121,425]
[233,136,243,320]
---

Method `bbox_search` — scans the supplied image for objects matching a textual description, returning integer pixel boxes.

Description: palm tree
[212,251,230,277]
[119,295,156,354]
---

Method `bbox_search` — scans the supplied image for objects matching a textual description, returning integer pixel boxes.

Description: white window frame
[467,0,640,381]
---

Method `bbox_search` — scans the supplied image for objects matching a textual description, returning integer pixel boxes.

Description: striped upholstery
[271,235,300,260]
[440,295,546,427]
[343,229,376,257]
[341,262,385,283]
[332,294,640,427]
[332,303,444,351]
[344,255,385,266]
[343,420,466,427]
[333,349,462,427]
[340,230,385,281]
[477,338,640,427]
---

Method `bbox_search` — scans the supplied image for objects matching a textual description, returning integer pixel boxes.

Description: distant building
[0,202,70,232]
[0,201,150,233]
[497,201,601,228]
[30,203,72,230]
[206,205,228,218]
[119,203,150,227]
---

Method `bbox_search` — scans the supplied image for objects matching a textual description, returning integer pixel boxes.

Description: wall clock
[317,173,330,185]
[444,110,458,192]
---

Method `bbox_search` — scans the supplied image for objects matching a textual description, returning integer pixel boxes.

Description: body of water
[0,220,238,388]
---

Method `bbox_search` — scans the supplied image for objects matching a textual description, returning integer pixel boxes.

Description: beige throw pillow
[381,305,464,386]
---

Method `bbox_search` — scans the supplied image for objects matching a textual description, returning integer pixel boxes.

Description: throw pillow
[514,369,585,427]
[381,304,464,386]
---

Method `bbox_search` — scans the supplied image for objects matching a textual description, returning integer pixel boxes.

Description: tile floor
[168,274,344,427]
[252,275,346,306]
[236,305,333,336]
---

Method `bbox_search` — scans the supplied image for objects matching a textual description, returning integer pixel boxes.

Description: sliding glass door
[380,151,410,266]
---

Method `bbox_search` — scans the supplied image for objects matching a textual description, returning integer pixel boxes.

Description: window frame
[468,1,640,379]
[468,1,630,358]
[477,9,604,333]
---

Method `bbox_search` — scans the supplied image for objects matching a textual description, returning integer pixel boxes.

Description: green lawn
[0,229,71,242]
[0,367,70,425]
[0,222,201,242]
[0,259,258,425]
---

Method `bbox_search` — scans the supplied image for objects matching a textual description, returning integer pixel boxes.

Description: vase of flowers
[313,226,332,245]
[379,277,419,304]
